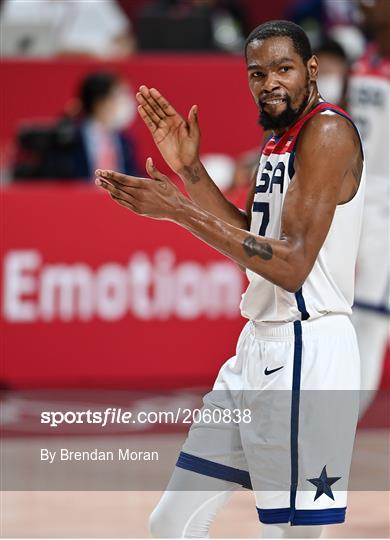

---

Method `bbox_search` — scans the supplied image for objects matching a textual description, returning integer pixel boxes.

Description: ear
[308,55,319,81]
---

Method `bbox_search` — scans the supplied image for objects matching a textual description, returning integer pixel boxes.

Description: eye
[251,71,265,79]
[280,66,291,73]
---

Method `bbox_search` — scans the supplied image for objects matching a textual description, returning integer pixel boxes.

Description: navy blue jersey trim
[176,451,252,490]
[289,320,303,523]
[353,301,390,316]
[288,148,296,178]
[257,506,346,525]
[295,288,310,320]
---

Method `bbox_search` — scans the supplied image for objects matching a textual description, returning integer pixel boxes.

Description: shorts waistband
[249,314,351,340]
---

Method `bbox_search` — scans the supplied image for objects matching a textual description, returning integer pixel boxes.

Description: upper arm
[280,113,360,283]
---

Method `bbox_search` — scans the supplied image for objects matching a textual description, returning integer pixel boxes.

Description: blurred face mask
[108,90,136,130]
[317,74,344,105]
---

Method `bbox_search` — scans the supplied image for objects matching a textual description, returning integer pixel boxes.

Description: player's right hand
[136,85,200,177]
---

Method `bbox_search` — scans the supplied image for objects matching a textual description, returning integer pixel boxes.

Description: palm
[137,86,199,174]
[154,116,196,170]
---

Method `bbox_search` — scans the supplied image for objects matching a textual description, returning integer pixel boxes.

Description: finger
[96,178,125,199]
[139,85,152,99]
[136,87,150,102]
[137,88,166,120]
[95,169,145,189]
[137,105,157,133]
[96,175,140,200]
[97,181,146,213]
[146,157,167,181]
[95,177,113,189]
[98,178,142,209]
[188,105,199,137]
[110,193,137,212]
[149,87,178,118]
[136,95,164,125]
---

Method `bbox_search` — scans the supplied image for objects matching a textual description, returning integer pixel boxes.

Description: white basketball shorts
[176,314,360,526]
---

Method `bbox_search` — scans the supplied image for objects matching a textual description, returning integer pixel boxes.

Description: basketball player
[348,0,390,416]
[96,21,365,538]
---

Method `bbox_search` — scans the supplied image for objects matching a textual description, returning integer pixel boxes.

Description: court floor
[2,431,389,538]
[2,490,389,538]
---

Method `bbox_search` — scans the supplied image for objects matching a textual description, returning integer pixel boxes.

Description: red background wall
[1,184,248,389]
[1,57,260,389]
[0,57,261,175]
[1,57,388,390]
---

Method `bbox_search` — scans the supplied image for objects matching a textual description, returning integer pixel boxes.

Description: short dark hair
[245,20,312,64]
[313,39,348,62]
[79,72,119,116]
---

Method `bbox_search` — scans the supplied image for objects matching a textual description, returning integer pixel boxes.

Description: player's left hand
[95,158,185,221]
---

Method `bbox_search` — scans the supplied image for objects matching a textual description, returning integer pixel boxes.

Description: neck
[273,86,321,137]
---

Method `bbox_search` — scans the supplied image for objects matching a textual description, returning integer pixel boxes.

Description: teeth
[267,99,284,104]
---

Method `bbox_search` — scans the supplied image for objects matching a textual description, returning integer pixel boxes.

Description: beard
[258,81,310,131]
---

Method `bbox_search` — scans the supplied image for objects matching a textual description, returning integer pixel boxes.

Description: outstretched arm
[96,114,361,292]
[136,85,249,230]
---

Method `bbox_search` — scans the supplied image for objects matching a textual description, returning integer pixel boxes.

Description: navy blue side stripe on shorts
[289,320,303,522]
[176,451,252,490]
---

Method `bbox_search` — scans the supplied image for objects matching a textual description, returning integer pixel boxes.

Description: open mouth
[263,98,286,106]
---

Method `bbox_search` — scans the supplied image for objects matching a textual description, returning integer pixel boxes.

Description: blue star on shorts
[308,466,341,501]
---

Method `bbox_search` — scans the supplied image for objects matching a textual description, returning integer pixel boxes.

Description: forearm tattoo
[182,165,201,184]
[158,180,168,190]
[243,236,273,261]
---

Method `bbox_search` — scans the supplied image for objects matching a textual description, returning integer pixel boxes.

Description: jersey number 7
[253,202,270,236]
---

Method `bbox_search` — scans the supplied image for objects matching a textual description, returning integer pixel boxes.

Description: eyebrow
[247,57,295,71]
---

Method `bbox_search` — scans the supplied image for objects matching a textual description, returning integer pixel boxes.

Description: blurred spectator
[288,0,365,61]
[314,39,349,108]
[136,0,245,53]
[0,0,135,58]
[201,153,235,191]
[224,149,259,208]
[349,0,390,415]
[198,149,258,207]
[13,72,139,181]
[289,0,357,30]
[71,72,139,179]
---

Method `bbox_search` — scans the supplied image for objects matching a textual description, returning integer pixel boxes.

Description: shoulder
[300,109,354,138]
[297,110,359,156]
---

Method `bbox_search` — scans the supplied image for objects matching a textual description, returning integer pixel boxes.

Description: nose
[262,72,280,93]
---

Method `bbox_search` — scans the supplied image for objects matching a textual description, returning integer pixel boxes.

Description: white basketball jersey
[240,102,366,323]
[348,45,390,204]
[347,46,390,309]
